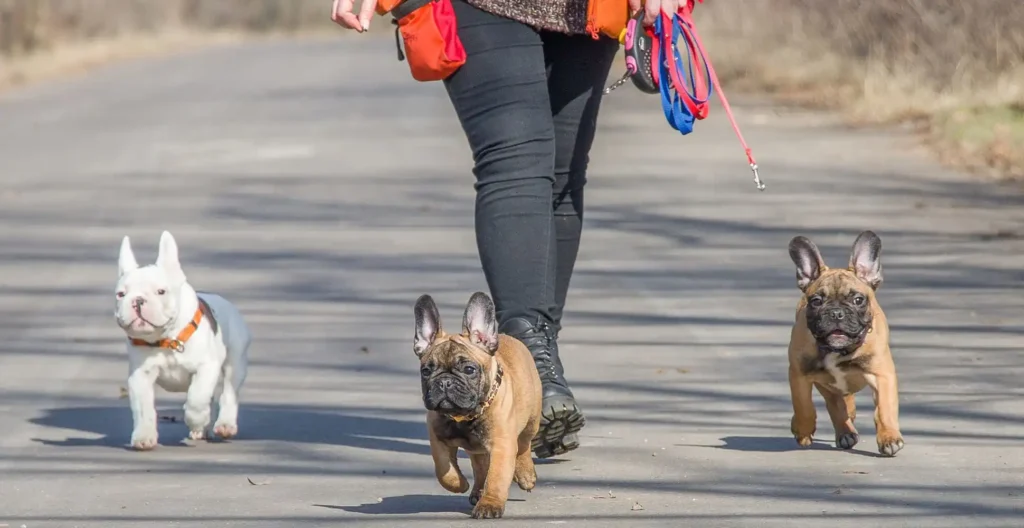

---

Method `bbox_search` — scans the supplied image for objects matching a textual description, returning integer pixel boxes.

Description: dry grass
[696,0,1024,180]
[0,0,339,91]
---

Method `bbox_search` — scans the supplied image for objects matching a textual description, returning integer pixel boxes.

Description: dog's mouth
[824,329,855,349]
[118,314,167,334]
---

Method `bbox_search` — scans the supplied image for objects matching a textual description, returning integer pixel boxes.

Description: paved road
[1,35,1022,527]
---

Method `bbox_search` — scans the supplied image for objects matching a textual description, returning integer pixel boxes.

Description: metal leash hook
[751,163,765,191]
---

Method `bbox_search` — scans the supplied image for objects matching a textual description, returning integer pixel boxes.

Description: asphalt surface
[1,35,1022,528]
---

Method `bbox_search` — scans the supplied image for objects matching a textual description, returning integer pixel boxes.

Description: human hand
[331,0,378,32]
[628,0,683,26]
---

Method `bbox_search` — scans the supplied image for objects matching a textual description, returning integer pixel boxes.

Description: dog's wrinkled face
[114,231,188,341]
[789,231,883,352]
[413,292,499,414]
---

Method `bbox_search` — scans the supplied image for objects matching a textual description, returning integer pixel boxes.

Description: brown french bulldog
[786,230,905,457]
[413,292,543,519]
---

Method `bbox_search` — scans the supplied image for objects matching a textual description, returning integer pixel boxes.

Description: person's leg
[501,31,620,459]
[546,32,619,331]
[443,2,557,328]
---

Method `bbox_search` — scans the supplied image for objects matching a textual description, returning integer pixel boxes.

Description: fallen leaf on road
[676,368,689,374]
[247,477,270,486]
[631,501,644,511]
[159,415,178,423]
[832,488,844,495]
[360,346,370,354]
[377,497,383,503]
[842,470,868,474]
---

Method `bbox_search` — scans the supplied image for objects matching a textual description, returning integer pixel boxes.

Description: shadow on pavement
[29,404,429,454]
[317,495,471,516]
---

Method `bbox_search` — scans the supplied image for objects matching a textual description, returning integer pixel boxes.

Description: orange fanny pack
[377,0,629,82]
[586,0,630,40]
[378,0,467,82]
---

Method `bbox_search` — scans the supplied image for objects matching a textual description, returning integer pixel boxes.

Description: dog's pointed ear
[155,230,186,285]
[118,236,139,276]
[789,236,826,292]
[849,230,883,290]
[414,294,441,357]
[462,292,498,355]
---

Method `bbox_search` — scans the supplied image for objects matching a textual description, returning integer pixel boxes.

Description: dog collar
[129,298,214,353]
[445,365,504,424]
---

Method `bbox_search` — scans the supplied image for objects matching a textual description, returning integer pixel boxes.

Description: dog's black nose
[439,378,453,390]
[831,309,844,320]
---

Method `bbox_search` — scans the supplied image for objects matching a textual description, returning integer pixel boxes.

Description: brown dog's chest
[801,352,873,395]
[435,418,492,454]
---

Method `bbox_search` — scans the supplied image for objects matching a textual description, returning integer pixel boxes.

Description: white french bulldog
[114,230,251,450]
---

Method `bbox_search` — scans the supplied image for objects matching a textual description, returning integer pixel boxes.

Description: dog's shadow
[29,404,430,455]
[318,494,525,516]
[702,435,886,458]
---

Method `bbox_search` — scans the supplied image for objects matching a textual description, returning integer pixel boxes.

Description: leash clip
[170,339,185,353]
[750,163,765,191]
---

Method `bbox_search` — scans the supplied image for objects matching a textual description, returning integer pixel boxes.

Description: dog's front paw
[131,427,159,451]
[471,496,506,519]
[213,421,238,439]
[836,432,859,450]
[876,433,904,457]
[513,466,536,492]
[791,415,816,447]
[189,428,207,441]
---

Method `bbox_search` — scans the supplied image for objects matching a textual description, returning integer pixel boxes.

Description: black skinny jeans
[443,1,619,332]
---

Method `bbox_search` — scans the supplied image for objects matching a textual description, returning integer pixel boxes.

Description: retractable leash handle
[603,11,657,94]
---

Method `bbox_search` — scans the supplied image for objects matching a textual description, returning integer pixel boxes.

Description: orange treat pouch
[586,0,630,40]
[377,0,467,82]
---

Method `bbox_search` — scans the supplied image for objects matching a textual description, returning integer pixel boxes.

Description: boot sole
[531,402,585,459]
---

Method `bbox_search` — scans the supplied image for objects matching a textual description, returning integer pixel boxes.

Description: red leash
[611,1,765,191]
[679,5,763,190]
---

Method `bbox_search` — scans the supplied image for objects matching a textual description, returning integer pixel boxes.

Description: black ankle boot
[500,317,584,459]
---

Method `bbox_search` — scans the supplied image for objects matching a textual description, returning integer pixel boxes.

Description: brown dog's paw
[836,432,859,450]
[469,489,482,506]
[471,497,505,519]
[513,468,536,492]
[790,415,816,447]
[877,434,904,457]
[439,473,470,494]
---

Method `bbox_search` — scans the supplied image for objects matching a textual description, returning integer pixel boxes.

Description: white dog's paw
[131,427,159,451]
[213,421,238,439]
[188,428,207,441]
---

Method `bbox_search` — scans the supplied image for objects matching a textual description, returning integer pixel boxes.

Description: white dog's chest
[155,363,194,392]
[132,349,215,393]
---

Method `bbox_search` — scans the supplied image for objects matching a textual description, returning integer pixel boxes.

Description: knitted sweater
[466,0,591,35]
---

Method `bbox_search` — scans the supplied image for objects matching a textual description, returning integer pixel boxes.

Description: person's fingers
[357,0,378,31]
[643,0,660,26]
[331,0,363,31]
[628,0,643,16]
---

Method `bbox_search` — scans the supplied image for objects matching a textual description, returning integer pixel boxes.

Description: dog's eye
[116,291,126,298]
[462,365,477,375]
[852,295,866,306]
[420,366,432,377]
[809,296,823,308]
[157,289,166,295]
